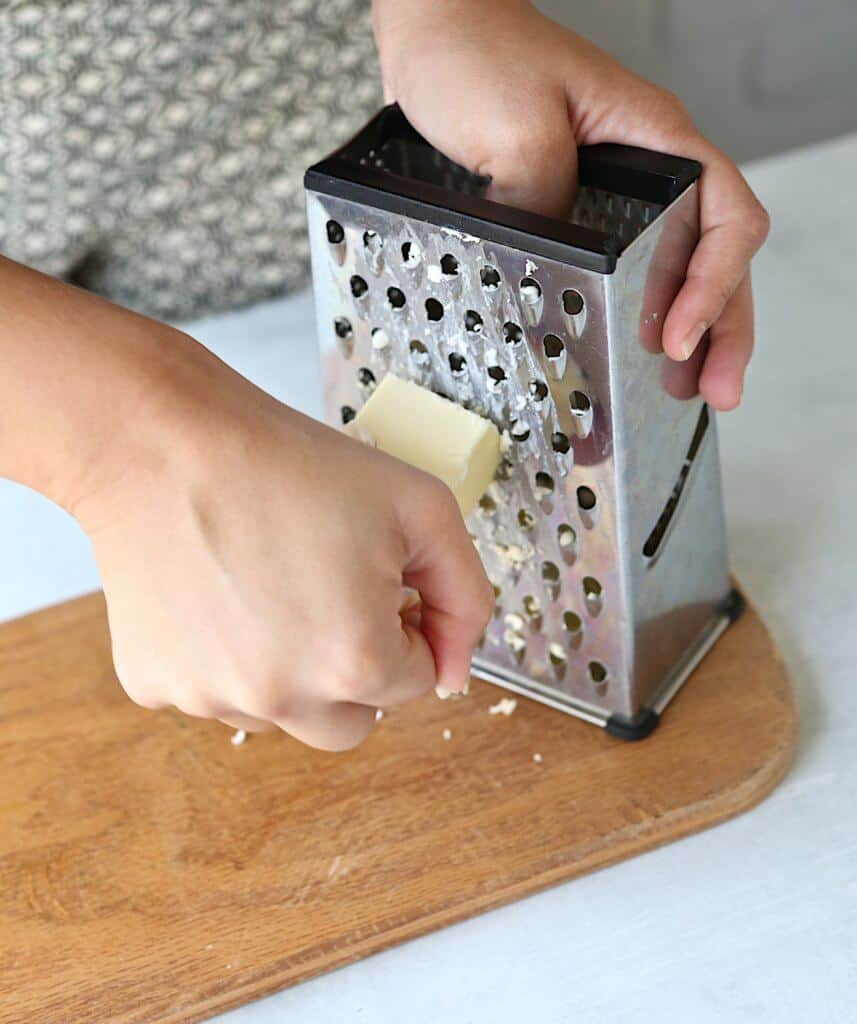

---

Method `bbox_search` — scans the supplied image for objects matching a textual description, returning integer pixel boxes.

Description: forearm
[0,256,200,515]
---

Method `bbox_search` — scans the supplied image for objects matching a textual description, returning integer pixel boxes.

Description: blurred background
[537,0,857,160]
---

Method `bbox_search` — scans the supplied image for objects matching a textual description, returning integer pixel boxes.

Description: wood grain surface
[0,590,796,1024]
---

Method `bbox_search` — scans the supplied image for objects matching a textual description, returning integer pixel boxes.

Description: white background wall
[536,0,857,161]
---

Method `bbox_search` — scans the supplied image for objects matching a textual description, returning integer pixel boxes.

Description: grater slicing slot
[642,404,710,563]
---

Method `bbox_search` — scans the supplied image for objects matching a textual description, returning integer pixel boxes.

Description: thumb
[398,478,494,695]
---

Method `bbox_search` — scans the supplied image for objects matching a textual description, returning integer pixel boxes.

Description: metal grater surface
[305,106,737,737]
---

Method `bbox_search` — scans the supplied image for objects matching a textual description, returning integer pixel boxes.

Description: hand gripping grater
[304,105,742,740]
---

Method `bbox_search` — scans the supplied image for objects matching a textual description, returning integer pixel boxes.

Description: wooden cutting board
[0,590,796,1024]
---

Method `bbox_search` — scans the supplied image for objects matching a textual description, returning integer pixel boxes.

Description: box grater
[304,105,741,739]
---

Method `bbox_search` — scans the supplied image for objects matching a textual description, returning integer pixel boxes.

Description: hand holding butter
[84,339,494,750]
[345,375,501,701]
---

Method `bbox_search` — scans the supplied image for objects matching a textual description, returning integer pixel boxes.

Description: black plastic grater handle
[305,104,701,274]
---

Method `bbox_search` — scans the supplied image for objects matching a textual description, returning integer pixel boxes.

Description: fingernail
[680,322,707,361]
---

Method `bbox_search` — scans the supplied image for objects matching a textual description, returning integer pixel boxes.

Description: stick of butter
[349,374,501,517]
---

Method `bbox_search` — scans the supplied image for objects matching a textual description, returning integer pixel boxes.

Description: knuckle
[333,645,387,702]
[241,672,289,721]
[425,475,461,526]
[748,203,771,245]
[713,278,735,313]
[655,86,691,123]
[412,474,460,537]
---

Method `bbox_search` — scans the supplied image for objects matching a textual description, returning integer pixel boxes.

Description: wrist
[44,325,193,524]
[65,324,234,535]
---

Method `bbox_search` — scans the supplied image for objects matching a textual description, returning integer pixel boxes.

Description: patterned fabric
[0,0,382,320]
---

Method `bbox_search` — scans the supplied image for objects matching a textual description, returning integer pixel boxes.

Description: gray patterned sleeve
[0,0,382,321]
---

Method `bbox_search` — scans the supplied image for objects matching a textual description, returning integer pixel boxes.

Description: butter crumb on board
[230,729,247,747]
[489,697,518,717]
[442,728,453,741]
[533,752,543,764]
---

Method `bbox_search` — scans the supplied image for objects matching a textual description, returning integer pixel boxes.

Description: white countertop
[3,133,856,1022]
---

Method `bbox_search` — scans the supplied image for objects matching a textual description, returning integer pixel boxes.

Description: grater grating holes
[561,288,586,337]
[519,276,543,324]
[504,612,525,632]
[529,379,549,405]
[326,220,344,244]
[425,297,444,322]
[401,240,422,267]
[503,321,523,347]
[577,485,596,511]
[509,420,530,443]
[563,611,583,648]
[478,494,497,518]
[561,289,584,315]
[487,365,507,390]
[551,431,570,455]
[387,286,406,309]
[541,560,561,601]
[362,230,384,273]
[440,253,459,276]
[334,315,353,337]
[356,366,376,395]
[465,309,484,334]
[481,266,501,291]
[409,338,430,366]
[557,523,578,563]
[520,277,541,302]
[503,630,527,661]
[334,317,353,358]
[350,274,368,300]
[522,595,542,630]
[341,405,356,425]
[569,390,593,438]
[588,660,609,695]
[534,471,554,500]
[543,334,567,380]
[548,642,566,677]
[582,576,603,616]
[577,486,599,528]
[517,508,536,532]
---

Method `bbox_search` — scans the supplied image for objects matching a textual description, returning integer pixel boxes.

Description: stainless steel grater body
[304,106,738,738]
